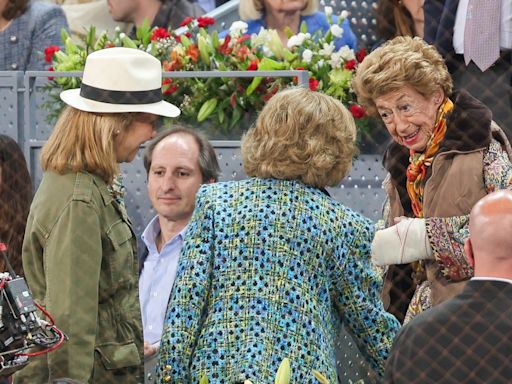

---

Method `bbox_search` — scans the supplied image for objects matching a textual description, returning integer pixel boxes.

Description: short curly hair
[352,36,453,117]
[241,87,356,188]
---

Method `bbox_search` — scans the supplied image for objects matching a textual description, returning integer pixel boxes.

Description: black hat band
[80,83,162,105]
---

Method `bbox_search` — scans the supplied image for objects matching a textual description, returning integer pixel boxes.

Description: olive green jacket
[15,171,143,383]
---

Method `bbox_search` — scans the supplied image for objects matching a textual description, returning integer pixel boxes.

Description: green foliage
[42,14,369,139]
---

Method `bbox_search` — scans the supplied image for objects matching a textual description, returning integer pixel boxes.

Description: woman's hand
[371,218,433,266]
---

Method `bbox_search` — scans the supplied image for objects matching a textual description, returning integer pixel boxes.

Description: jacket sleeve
[331,16,358,50]
[42,200,102,382]
[331,214,401,378]
[157,187,214,382]
[28,5,69,70]
[425,139,512,281]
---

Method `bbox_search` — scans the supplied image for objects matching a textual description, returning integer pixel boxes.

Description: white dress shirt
[139,216,188,347]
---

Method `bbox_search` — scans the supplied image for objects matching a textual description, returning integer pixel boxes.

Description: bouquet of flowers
[43,9,368,138]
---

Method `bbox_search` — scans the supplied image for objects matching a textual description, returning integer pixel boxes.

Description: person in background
[157,87,400,383]
[107,0,204,35]
[352,36,512,324]
[384,190,512,384]
[139,127,220,377]
[15,47,180,383]
[424,0,512,138]
[44,0,131,41]
[0,0,68,70]
[237,0,357,49]
[0,135,32,277]
[0,134,32,384]
[375,0,418,42]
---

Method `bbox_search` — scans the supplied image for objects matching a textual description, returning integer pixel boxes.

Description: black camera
[0,272,65,376]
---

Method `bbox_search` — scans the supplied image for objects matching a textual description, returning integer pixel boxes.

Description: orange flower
[186,45,199,63]
[235,45,250,61]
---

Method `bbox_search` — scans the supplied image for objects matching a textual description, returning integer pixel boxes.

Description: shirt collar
[141,216,188,251]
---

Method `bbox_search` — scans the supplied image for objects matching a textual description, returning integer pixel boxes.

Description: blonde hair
[239,0,318,21]
[242,87,356,188]
[352,36,453,117]
[41,107,136,184]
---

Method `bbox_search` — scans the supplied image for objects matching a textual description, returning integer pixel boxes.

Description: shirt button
[10,35,17,43]
[163,375,171,382]
[153,292,158,297]
[148,325,153,330]
[165,365,172,371]
[10,63,18,70]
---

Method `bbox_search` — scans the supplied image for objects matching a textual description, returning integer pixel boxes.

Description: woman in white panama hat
[15,47,180,383]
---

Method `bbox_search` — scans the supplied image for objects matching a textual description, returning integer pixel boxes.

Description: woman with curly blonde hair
[158,87,400,383]
[352,36,512,324]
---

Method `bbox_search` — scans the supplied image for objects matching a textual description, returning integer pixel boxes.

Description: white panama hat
[60,47,180,117]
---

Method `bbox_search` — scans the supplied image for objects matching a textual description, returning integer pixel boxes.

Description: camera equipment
[0,243,65,376]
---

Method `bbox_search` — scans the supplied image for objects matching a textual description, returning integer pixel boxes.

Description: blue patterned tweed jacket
[0,2,68,71]
[158,178,400,383]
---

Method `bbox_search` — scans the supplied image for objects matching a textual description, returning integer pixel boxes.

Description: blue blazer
[158,178,399,383]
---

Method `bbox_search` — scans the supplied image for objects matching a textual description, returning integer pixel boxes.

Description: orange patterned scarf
[406,98,454,218]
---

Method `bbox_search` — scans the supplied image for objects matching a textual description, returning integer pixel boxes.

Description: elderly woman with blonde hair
[237,0,357,49]
[157,87,400,383]
[352,36,512,324]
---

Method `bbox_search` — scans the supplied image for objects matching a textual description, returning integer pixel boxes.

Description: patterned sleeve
[157,186,214,382]
[331,212,400,377]
[426,139,512,281]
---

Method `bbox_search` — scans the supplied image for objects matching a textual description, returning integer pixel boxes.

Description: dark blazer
[423,0,459,57]
[384,280,512,383]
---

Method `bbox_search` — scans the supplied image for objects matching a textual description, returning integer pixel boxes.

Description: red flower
[197,16,215,28]
[219,35,232,55]
[162,78,178,95]
[309,78,319,91]
[184,32,192,38]
[174,35,181,43]
[150,27,170,41]
[293,67,306,84]
[105,41,116,48]
[44,46,60,63]
[356,48,366,63]
[180,17,194,27]
[344,59,357,70]
[48,66,54,81]
[247,60,258,71]
[237,35,251,44]
[229,93,237,108]
[263,84,279,103]
[349,104,367,119]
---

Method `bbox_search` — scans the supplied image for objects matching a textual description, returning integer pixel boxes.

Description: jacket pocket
[95,341,141,370]
[106,220,135,283]
[107,220,133,251]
